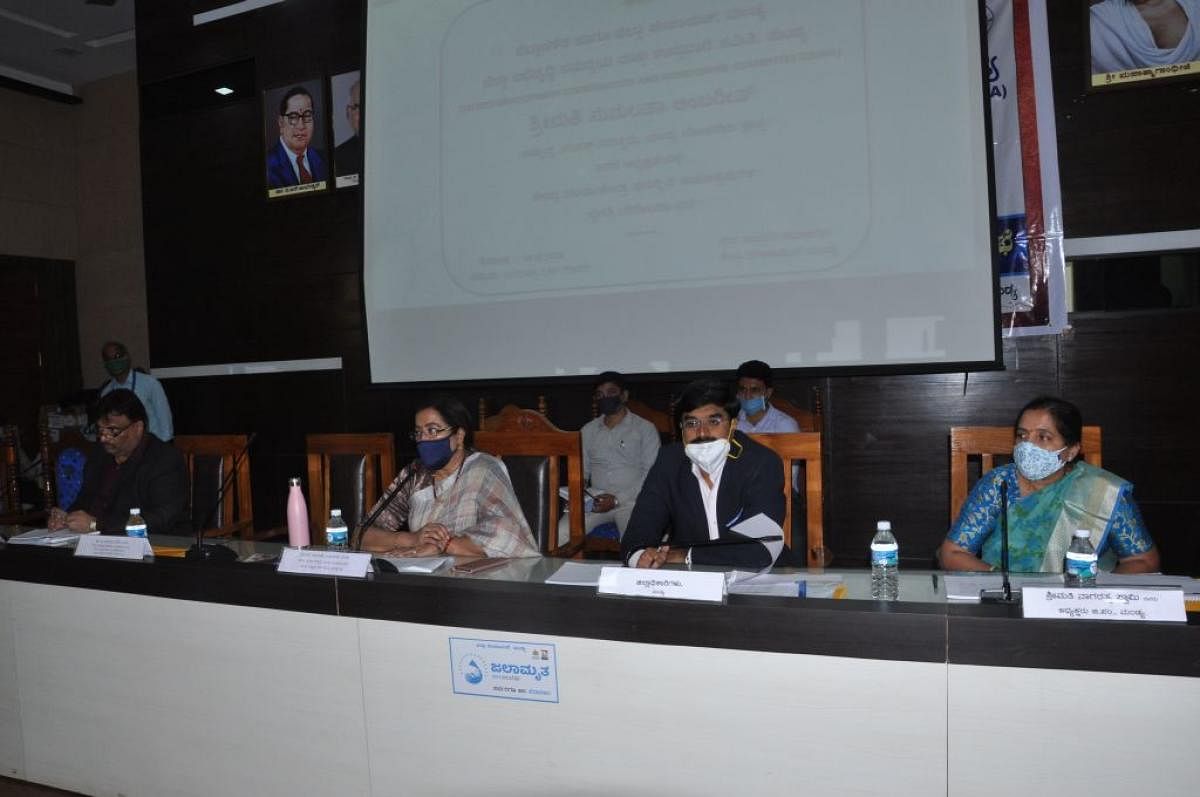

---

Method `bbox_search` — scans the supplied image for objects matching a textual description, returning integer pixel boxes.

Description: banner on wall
[987,0,1067,336]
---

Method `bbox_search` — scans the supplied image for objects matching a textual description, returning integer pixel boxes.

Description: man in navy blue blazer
[621,379,790,570]
[267,86,327,189]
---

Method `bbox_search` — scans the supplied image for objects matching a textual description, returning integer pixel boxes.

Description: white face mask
[685,438,730,474]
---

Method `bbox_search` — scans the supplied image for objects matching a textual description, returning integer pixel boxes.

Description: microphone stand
[352,463,420,551]
[185,433,256,562]
[981,478,1019,604]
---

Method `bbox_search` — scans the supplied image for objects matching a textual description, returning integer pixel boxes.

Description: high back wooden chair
[949,425,1103,520]
[474,408,584,557]
[1,425,23,522]
[38,419,91,511]
[770,387,823,432]
[478,397,549,430]
[306,433,396,546]
[174,435,255,538]
[747,432,826,566]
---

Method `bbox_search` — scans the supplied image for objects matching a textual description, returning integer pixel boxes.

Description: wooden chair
[747,432,826,566]
[474,409,584,557]
[1,425,23,522]
[174,435,255,538]
[770,386,823,432]
[478,397,549,430]
[38,418,91,511]
[949,425,1103,520]
[306,433,396,546]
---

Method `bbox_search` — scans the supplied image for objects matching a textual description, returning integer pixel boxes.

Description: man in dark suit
[266,86,328,189]
[334,78,362,178]
[621,379,788,569]
[47,390,189,536]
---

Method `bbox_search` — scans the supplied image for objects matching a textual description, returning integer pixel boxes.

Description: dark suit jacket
[334,134,362,177]
[621,431,788,569]
[266,139,328,188]
[70,434,190,535]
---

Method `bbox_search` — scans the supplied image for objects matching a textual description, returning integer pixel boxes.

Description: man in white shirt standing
[98,341,174,443]
[734,360,799,434]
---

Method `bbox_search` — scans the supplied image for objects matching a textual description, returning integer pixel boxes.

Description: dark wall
[1048,3,1200,237]
[137,2,1200,573]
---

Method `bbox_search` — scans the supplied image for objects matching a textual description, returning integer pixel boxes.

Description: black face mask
[596,395,623,416]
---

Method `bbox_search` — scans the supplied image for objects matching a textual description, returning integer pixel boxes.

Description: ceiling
[0,0,136,96]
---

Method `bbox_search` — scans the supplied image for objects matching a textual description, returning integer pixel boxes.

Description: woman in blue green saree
[939,396,1159,574]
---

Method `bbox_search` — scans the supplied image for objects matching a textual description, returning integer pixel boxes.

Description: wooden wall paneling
[1059,311,1200,574]
[824,335,1058,567]
[1045,2,1200,237]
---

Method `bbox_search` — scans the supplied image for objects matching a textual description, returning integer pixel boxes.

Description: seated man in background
[48,390,189,535]
[622,379,789,569]
[558,372,660,543]
[733,359,799,434]
[99,340,174,442]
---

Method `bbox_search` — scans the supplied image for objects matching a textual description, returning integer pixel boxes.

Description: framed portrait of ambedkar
[263,79,329,198]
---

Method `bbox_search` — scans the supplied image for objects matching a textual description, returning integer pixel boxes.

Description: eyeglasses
[98,423,133,440]
[410,425,454,442]
[593,389,621,400]
[282,111,315,127]
[680,414,729,432]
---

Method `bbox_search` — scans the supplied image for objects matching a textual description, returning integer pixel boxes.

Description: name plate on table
[597,566,726,603]
[1022,586,1186,623]
[74,535,153,560]
[276,548,372,578]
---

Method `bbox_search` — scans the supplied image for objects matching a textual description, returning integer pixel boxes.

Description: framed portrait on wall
[330,70,362,188]
[1087,0,1200,89]
[264,79,329,198]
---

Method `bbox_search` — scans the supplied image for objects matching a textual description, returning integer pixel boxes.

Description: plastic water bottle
[286,477,310,548]
[870,520,899,600]
[1064,529,1097,587]
[325,508,348,549]
[125,508,147,538]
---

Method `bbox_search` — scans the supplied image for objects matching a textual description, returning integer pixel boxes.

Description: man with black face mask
[622,379,788,570]
[98,341,173,442]
[558,372,660,545]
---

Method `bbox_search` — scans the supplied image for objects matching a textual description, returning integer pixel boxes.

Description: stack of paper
[943,573,1062,601]
[544,561,609,587]
[5,528,87,547]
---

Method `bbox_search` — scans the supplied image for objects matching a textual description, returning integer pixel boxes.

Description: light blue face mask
[739,396,766,415]
[1013,440,1067,481]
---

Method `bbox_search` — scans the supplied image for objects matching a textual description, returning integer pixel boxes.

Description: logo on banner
[459,655,486,685]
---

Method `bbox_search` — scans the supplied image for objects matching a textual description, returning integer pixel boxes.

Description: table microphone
[980,478,1019,604]
[185,432,256,563]
[352,463,420,551]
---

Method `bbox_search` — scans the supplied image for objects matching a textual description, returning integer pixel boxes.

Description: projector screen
[364,0,998,383]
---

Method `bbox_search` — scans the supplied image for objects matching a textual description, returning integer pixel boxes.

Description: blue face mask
[417,436,455,469]
[596,395,623,416]
[740,396,766,415]
[1013,440,1067,481]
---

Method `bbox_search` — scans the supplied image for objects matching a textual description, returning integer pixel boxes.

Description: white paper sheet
[544,561,609,587]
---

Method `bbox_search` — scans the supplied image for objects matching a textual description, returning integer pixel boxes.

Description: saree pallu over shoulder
[1038,462,1125,572]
